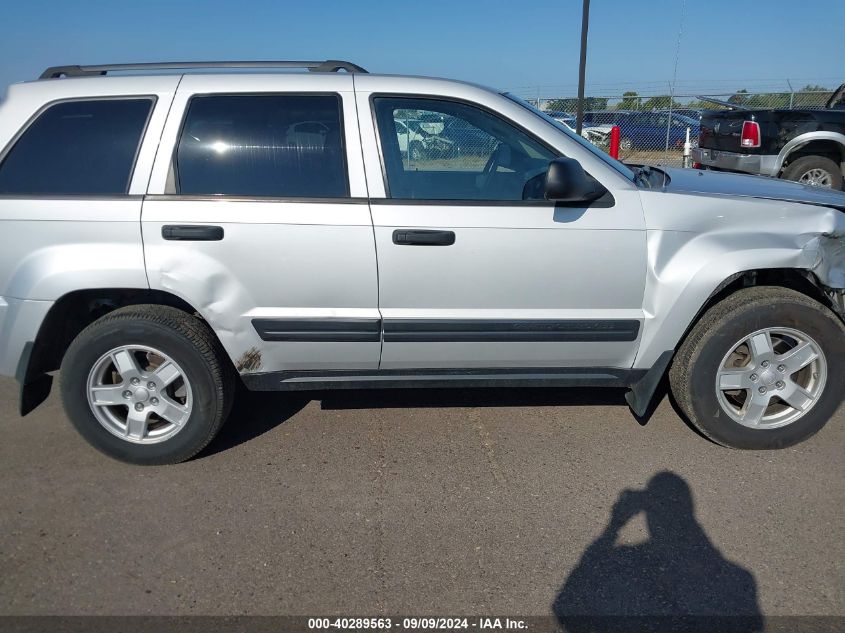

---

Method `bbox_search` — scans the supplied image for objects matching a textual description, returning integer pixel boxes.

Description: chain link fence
[512,89,835,167]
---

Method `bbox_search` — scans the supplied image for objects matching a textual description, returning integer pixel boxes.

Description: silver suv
[1,60,843,464]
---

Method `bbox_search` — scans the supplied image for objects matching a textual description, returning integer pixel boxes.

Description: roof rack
[39,59,368,79]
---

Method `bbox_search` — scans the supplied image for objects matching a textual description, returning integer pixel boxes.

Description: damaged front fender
[802,230,845,317]
[803,231,845,289]
[636,192,845,367]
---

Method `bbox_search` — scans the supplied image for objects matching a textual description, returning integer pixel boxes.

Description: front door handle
[162,225,224,241]
[392,229,455,246]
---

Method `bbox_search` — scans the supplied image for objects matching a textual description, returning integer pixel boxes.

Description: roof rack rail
[39,59,368,79]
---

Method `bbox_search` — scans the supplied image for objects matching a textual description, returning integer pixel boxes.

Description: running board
[241,367,645,392]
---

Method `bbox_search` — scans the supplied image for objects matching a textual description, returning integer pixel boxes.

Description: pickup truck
[692,84,845,189]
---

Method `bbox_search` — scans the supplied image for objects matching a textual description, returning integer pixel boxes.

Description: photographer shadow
[553,471,763,633]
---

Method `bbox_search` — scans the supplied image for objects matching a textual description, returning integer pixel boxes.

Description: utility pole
[575,0,591,135]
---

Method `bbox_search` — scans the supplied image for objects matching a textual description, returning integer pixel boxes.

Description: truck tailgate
[699,110,752,152]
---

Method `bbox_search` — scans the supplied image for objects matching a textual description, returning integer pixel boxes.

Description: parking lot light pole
[575,0,590,135]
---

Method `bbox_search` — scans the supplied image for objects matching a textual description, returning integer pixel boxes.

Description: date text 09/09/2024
[308,618,529,630]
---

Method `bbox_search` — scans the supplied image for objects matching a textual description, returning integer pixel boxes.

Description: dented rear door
[141,74,380,377]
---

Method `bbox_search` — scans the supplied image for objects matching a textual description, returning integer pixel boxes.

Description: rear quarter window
[0,98,154,195]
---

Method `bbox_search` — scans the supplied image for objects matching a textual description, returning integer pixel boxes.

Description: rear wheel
[669,287,845,449]
[781,155,843,189]
[60,305,235,464]
[620,136,634,151]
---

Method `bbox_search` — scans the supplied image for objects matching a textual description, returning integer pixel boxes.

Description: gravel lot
[0,375,842,619]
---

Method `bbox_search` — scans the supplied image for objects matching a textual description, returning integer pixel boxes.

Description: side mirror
[544,157,605,203]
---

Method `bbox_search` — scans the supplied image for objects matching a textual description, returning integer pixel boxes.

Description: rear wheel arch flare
[27,288,213,378]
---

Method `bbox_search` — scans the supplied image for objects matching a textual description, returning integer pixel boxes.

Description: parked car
[658,108,703,121]
[615,112,700,151]
[693,84,845,189]
[582,110,629,127]
[394,119,429,161]
[424,116,499,159]
[550,114,612,146]
[581,111,700,151]
[1,60,843,464]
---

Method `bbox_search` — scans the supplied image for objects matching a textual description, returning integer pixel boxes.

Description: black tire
[781,155,843,190]
[669,286,845,449]
[60,305,235,465]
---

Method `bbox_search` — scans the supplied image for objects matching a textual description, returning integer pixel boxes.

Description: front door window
[373,97,559,201]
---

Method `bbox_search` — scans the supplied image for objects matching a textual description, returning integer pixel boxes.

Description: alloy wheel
[715,327,827,429]
[86,345,193,444]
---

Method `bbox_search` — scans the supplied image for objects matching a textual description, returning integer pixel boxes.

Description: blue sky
[1,0,842,98]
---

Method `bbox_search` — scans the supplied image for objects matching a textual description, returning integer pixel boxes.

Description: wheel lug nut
[777,365,786,372]
[122,390,132,399]
[131,377,140,385]
[776,381,785,389]
[758,386,767,394]
[750,374,758,381]
[761,361,770,368]
[147,381,156,390]
[150,397,159,405]
[134,403,144,411]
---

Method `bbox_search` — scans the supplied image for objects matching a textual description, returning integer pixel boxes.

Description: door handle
[392,229,455,246]
[162,225,224,241]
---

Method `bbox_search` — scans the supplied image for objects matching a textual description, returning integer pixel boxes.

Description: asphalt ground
[0,376,842,622]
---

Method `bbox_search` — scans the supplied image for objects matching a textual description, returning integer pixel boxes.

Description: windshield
[503,93,635,181]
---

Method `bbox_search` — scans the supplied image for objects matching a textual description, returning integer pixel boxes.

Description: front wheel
[60,305,235,464]
[669,287,845,449]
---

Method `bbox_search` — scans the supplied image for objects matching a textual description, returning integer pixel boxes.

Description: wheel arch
[628,264,837,419]
[677,268,836,345]
[773,131,845,176]
[20,288,234,415]
[637,266,839,371]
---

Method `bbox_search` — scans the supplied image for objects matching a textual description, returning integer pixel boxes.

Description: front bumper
[692,147,778,177]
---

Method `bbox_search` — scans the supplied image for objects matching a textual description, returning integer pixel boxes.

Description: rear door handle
[162,225,224,241]
[392,229,455,246]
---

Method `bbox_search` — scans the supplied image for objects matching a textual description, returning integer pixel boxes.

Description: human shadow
[553,471,763,633]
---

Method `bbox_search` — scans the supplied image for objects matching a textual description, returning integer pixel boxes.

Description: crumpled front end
[660,167,845,319]
[803,228,845,317]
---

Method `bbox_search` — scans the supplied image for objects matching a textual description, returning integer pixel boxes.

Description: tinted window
[175,94,347,197]
[374,97,558,201]
[0,99,153,195]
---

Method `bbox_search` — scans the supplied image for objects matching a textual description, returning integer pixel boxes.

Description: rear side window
[0,99,153,195]
[174,94,348,198]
